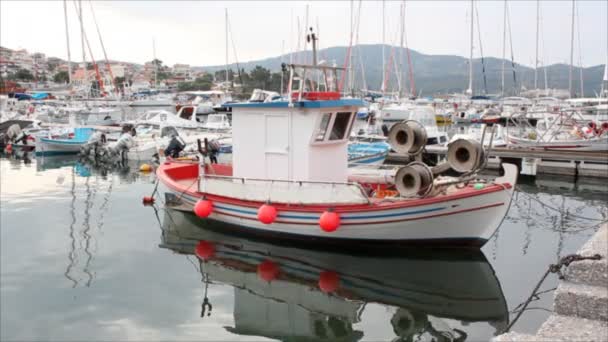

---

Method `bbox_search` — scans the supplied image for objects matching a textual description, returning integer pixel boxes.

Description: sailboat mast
[569,0,575,97]
[501,0,507,95]
[534,0,539,90]
[63,0,72,85]
[153,38,157,89]
[381,0,386,94]
[467,0,474,95]
[399,1,404,98]
[225,8,229,85]
[79,0,87,91]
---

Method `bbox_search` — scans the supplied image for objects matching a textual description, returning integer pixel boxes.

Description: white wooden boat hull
[159,164,517,246]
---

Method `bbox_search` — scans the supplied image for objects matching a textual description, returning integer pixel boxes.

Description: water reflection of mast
[64,166,78,287]
[82,176,94,286]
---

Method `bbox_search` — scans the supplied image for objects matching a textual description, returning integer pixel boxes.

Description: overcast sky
[1,1,606,68]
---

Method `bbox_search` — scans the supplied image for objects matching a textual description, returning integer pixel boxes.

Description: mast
[89,0,117,96]
[399,1,404,97]
[534,0,539,90]
[79,0,88,92]
[73,1,105,96]
[153,38,157,89]
[63,0,72,86]
[466,0,474,96]
[576,2,584,97]
[381,0,385,94]
[349,0,354,95]
[403,0,415,97]
[501,0,507,96]
[568,0,575,97]
[225,8,229,85]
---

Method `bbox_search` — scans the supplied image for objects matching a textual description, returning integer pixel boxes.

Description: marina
[1,0,607,341]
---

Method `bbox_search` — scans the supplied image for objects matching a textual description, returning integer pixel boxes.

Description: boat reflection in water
[158,208,508,341]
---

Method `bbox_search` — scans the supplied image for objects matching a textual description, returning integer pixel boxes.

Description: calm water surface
[1,153,606,341]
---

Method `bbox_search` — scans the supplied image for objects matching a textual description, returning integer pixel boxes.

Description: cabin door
[264,114,290,180]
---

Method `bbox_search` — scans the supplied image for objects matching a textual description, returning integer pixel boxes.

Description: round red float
[318,271,340,293]
[195,241,215,260]
[194,199,213,218]
[142,196,155,206]
[257,204,278,224]
[257,260,279,282]
[5,144,12,153]
[319,211,340,232]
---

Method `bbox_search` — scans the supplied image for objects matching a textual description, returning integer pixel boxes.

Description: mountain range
[196,44,606,97]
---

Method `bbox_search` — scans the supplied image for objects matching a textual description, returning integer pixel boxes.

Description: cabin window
[329,112,352,140]
[315,113,332,141]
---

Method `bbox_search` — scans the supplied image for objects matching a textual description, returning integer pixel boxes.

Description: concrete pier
[494,224,608,342]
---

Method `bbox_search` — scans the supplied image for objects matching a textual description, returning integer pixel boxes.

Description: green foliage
[177,74,214,91]
[13,69,34,81]
[53,71,70,84]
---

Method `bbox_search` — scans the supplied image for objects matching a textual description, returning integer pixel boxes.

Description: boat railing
[198,174,371,205]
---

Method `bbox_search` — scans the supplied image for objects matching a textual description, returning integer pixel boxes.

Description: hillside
[196,44,606,97]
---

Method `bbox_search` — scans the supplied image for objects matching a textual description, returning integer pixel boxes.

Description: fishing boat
[156,32,517,246]
[157,208,509,340]
[35,127,95,155]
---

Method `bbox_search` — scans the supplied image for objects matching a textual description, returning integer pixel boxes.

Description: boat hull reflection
[159,209,508,341]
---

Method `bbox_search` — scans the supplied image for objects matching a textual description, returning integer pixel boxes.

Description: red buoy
[318,271,340,293]
[195,240,215,260]
[319,211,340,232]
[5,144,12,153]
[194,199,213,218]
[257,204,277,224]
[142,196,155,206]
[257,260,279,282]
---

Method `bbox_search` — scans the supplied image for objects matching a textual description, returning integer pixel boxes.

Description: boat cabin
[227,63,364,183]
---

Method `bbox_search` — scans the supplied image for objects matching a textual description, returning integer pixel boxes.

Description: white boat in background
[380,104,448,145]
[131,108,203,129]
[128,93,174,107]
[179,90,233,114]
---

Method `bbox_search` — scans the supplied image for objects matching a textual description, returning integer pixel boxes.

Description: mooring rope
[505,253,603,332]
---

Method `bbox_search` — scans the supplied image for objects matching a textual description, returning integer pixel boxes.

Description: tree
[14,69,34,81]
[249,66,271,89]
[53,71,70,84]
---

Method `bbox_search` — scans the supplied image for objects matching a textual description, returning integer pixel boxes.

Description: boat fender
[142,196,155,206]
[257,204,278,224]
[394,162,434,197]
[195,241,215,260]
[447,138,484,173]
[318,271,340,293]
[319,210,340,232]
[257,260,279,282]
[4,144,12,153]
[194,198,213,218]
[387,120,427,155]
[139,164,153,172]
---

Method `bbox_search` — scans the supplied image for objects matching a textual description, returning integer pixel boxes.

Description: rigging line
[88,0,117,96]
[354,0,366,91]
[506,4,517,92]
[226,16,244,88]
[514,187,605,221]
[403,0,415,97]
[475,2,488,94]
[72,0,105,96]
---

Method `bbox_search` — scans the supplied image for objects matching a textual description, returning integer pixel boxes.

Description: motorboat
[156,45,517,246]
[35,127,95,155]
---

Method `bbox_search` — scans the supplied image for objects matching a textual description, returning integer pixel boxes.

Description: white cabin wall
[309,143,348,182]
[232,110,266,179]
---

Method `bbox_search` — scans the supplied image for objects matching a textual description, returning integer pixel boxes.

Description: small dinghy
[156,31,517,247]
[35,127,95,155]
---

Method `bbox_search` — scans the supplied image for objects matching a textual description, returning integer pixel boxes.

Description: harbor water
[1,154,606,341]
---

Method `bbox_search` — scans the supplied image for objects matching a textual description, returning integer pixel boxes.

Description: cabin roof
[225,98,365,109]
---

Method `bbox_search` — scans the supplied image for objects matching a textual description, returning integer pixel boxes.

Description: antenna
[308,27,318,66]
